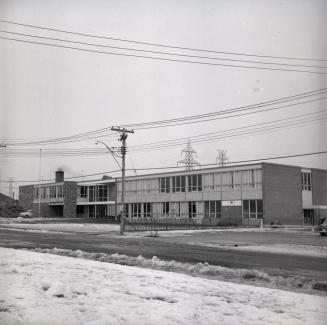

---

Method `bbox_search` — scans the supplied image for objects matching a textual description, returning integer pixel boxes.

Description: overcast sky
[0,0,326,196]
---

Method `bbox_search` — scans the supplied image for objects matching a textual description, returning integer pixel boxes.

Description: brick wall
[312,169,327,206]
[63,182,77,218]
[19,185,34,211]
[262,163,303,225]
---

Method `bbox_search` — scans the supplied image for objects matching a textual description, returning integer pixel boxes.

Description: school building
[19,162,327,226]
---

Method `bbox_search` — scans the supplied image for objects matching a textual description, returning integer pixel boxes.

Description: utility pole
[111,126,134,235]
[38,149,42,217]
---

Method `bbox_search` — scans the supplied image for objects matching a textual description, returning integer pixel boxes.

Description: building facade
[19,163,327,225]
[116,163,327,226]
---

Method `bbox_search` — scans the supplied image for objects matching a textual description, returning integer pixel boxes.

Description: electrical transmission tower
[178,139,200,170]
[216,149,229,167]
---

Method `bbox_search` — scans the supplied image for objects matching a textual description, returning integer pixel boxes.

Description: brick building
[19,162,327,225]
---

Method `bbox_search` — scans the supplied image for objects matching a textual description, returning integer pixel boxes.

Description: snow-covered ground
[0,247,326,325]
[0,222,120,234]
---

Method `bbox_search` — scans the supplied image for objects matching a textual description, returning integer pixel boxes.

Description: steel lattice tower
[178,139,200,170]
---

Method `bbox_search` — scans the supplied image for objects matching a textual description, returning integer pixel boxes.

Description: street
[0,228,326,281]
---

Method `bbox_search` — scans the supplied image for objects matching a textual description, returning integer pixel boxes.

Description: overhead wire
[1,30,327,70]
[2,110,327,156]
[3,150,327,184]
[1,19,326,62]
[1,35,326,74]
[2,88,327,146]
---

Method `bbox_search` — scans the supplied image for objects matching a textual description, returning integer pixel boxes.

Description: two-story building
[19,162,327,225]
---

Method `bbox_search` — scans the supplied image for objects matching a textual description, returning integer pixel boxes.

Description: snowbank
[32,247,327,294]
[0,247,326,325]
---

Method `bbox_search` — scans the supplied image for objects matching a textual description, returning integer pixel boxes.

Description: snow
[30,247,327,294]
[0,223,120,234]
[0,247,326,325]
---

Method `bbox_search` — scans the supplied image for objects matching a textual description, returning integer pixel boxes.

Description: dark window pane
[181,176,186,192]
[205,201,209,218]
[257,200,263,213]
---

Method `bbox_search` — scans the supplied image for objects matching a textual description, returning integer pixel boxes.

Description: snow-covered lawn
[0,223,120,234]
[0,247,326,325]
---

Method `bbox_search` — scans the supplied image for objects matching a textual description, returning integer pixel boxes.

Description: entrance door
[303,209,314,225]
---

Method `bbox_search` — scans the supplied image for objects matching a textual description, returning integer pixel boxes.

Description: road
[1,228,326,281]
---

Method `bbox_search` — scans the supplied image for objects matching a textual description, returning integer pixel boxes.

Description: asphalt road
[0,228,326,281]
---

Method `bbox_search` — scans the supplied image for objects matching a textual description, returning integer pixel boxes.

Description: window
[172,175,186,192]
[49,186,56,199]
[171,202,181,217]
[204,173,214,191]
[160,177,170,193]
[242,170,255,189]
[80,186,87,198]
[222,172,233,190]
[57,185,63,198]
[97,185,108,201]
[254,169,262,188]
[302,172,312,191]
[124,204,129,218]
[188,202,197,218]
[243,200,263,219]
[76,206,84,215]
[89,186,96,202]
[204,201,222,218]
[34,187,39,199]
[131,203,141,218]
[163,202,170,216]
[143,203,152,218]
[233,171,242,190]
[188,174,202,192]
[41,187,47,199]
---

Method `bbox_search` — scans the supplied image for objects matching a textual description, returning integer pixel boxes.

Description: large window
[49,186,56,199]
[188,174,202,192]
[143,203,152,218]
[172,175,186,192]
[188,201,197,218]
[41,187,47,199]
[162,202,170,216]
[97,185,108,201]
[89,185,108,202]
[222,172,233,190]
[131,203,141,218]
[243,199,263,219]
[204,201,221,218]
[80,186,87,198]
[171,202,181,218]
[302,172,312,191]
[57,185,63,198]
[160,177,170,193]
[203,173,214,191]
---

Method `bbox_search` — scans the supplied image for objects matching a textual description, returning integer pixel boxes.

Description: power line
[2,88,327,146]
[1,18,326,62]
[128,109,327,151]
[1,30,326,70]
[1,36,326,74]
[2,110,327,156]
[4,150,327,183]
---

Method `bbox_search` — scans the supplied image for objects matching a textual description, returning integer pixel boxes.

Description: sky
[0,0,327,196]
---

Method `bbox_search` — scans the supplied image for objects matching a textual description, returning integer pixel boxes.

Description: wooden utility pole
[111,126,134,235]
